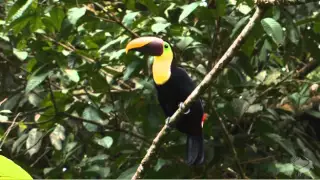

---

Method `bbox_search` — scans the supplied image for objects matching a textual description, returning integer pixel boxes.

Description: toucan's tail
[186,135,204,165]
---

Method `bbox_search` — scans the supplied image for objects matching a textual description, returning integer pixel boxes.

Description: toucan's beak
[125,36,164,56]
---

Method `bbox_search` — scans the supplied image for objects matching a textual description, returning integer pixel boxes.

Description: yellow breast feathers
[152,52,173,85]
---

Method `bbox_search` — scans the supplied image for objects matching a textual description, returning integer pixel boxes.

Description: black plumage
[154,65,204,165]
[125,36,206,165]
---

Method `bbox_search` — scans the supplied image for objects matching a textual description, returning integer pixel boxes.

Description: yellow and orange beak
[125,36,164,56]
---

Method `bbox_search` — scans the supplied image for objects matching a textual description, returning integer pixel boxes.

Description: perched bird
[125,36,207,165]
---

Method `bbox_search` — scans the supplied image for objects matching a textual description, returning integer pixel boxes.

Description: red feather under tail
[201,113,208,127]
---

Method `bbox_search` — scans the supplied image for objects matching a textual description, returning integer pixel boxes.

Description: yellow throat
[152,52,173,85]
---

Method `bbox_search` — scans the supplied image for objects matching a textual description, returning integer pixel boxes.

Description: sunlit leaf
[261,18,284,45]
[122,12,139,27]
[49,124,65,150]
[0,155,32,179]
[82,106,102,132]
[65,69,80,82]
[13,48,28,61]
[67,7,86,25]
[117,165,139,179]
[95,136,113,149]
[25,66,51,94]
[179,1,201,23]
[275,163,294,176]
[7,0,34,22]
[26,128,43,156]
[0,115,8,122]
[154,158,167,171]
[151,23,171,34]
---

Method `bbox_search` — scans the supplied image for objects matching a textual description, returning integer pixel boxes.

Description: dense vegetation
[0,0,320,179]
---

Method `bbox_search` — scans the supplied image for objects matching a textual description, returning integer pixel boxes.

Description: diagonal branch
[295,58,319,79]
[131,7,265,180]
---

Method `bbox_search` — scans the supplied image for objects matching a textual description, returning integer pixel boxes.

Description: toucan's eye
[164,44,169,49]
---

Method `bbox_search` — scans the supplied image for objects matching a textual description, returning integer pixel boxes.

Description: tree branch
[255,0,319,6]
[295,58,319,79]
[131,7,265,180]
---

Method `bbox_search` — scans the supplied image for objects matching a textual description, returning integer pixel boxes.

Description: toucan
[125,37,207,165]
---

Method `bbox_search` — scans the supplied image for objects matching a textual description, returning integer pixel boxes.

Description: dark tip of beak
[126,37,164,56]
[135,41,163,56]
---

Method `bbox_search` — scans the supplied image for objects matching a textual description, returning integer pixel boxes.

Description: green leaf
[275,163,294,176]
[117,165,139,179]
[13,48,28,61]
[7,0,34,22]
[82,106,102,132]
[64,69,80,82]
[151,23,171,34]
[85,165,110,178]
[78,154,109,167]
[314,22,320,33]
[123,60,142,81]
[95,136,113,149]
[0,155,33,179]
[0,115,8,122]
[49,124,65,150]
[8,14,33,35]
[256,70,267,83]
[25,66,51,94]
[99,36,128,53]
[261,18,284,45]
[26,128,43,156]
[50,7,65,31]
[306,110,320,119]
[154,158,167,171]
[232,99,250,117]
[264,133,296,156]
[176,37,193,50]
[246,104,263,114]
[264,70,281,85]
[122,12,139,27]
[2,93,23,110]
[12,134,28,154]
[0,110,12,114]
[138,0,158,14]
[67,7,86,25]
[230,15,250,38]
[179,1,201,23]
[291,156,315,178]
[30,12,43,32]
[28,93,42,107]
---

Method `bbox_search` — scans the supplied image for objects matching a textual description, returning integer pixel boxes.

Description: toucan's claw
[165,117,174,129]
[179,102,190,114]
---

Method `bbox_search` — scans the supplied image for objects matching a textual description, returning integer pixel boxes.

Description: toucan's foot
[165,117,174,129]
[179,102,190,115]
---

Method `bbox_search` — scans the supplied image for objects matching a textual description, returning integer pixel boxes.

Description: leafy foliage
[0,0,320,179]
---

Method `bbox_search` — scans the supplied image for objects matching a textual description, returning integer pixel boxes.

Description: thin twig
[240,156,275,164]
[93,2,139,38]
[131,7,265,180]
[61,112,150,143]
[0,112,21,150]
[47,78,58,114]
[30,147,52,167]
[217,115,246,178]
[40,34,121,76]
